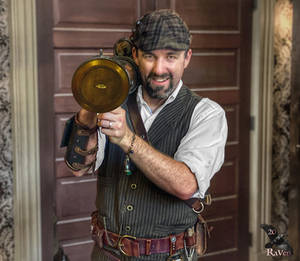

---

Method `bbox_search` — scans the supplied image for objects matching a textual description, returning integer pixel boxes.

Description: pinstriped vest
[96,85,202,239]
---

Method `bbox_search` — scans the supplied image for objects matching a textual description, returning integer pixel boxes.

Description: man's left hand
[97,107,132,149]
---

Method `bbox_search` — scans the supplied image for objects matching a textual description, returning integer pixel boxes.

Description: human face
[133,48,192,100]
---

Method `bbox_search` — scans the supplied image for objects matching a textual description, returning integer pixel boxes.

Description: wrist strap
[65,158,96,172]
[63,113,98,172]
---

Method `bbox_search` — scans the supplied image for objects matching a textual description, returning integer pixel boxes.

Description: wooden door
[172,1,252,260]
[36,1,252,261]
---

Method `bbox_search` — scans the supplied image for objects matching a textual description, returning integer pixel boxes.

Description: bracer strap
[63,113,98,172]
[65,159,96,172]
[74,145,98,156]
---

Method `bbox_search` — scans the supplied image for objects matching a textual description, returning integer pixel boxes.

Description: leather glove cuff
[61,113,98,171]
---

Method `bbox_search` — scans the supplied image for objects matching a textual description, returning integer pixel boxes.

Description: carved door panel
[37,1,252,260]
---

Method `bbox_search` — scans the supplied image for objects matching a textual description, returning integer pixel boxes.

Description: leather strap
[185,194,212,213]
[127,91,148,141]
[74,145,98,156]
[65,159,95,171]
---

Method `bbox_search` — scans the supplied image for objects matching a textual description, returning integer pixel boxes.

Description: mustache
[147,72,172,80]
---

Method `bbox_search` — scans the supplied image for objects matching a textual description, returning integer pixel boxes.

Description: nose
[152,58,167,75]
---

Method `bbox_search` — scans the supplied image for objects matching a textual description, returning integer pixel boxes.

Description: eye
[167,55,178,61]
[143,53,154,60]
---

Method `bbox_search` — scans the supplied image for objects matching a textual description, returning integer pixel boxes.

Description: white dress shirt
[96,80,228,198]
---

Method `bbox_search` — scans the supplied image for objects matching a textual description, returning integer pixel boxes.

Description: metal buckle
[204,194,212,205]
[118,234,137,256]
[192,202,204,214]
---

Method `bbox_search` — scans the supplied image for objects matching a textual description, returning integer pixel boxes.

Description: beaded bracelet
[127,133,136,154]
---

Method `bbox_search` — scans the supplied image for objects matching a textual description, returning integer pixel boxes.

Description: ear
[132,47,139,65]
[183,49,192,69]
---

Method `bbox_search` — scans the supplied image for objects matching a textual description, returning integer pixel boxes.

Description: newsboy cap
[130,9,191,51]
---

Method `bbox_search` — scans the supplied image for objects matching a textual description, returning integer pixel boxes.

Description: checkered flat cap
[131,9,191,51]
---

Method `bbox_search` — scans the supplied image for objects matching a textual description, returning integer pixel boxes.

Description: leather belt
[91,212,196,257]
[101,229,196,257]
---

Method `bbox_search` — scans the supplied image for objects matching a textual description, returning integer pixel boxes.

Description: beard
[144,72,174,99]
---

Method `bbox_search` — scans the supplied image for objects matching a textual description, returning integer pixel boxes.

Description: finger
[100,127,116,136]
[100,127,123,144]
[98,119,112,129]
[99,112,120,122]
[100,107,125,119]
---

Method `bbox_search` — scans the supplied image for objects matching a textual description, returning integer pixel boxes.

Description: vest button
[131,184,137,190]
[126,205,134,211]
[125,226,131,232]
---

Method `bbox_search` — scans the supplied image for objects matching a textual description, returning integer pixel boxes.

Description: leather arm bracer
[61,113,98,171]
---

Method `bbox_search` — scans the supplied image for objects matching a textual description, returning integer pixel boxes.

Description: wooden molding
[289,0,300,258]
[10,0,42,260]
[249,0,275,260]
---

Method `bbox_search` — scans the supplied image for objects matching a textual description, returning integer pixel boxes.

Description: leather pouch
[91,211,104,249]
[195,214,211,256]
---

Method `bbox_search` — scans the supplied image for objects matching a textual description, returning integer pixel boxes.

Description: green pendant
[124,155,133,176]
[124,169,132,176]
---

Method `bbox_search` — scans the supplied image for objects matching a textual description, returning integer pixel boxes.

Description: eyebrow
[166,51,180,56]
[143,51,154,55]
[142,51,181,56]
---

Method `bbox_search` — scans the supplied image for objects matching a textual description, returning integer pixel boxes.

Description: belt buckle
[118,234,137,256]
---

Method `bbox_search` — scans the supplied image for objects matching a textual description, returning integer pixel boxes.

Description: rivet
[125,226,131,231]
[126,205,134,211]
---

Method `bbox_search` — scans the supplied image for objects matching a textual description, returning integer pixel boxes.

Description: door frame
[10,0,55,260]
[10,1,273,261]
[289,0,300,258]
[249,0,274,261]
[10,0,42,260]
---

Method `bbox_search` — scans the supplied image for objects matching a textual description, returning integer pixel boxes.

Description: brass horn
[72,39,140,113]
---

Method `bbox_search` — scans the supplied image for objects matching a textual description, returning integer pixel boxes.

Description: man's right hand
[78,109,98,129]
[69,109,98,177]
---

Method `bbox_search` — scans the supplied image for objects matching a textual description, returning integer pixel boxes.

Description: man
[63,9,227,261]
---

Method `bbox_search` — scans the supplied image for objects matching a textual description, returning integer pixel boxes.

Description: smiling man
[63,9,228,261]
[134,48,191,104]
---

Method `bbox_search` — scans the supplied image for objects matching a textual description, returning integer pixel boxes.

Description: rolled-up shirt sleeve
[174,98,228,198]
